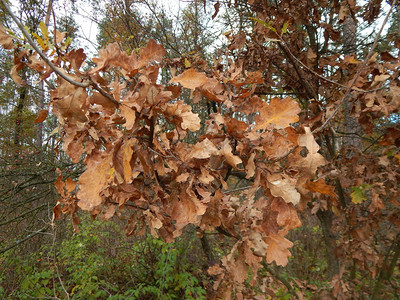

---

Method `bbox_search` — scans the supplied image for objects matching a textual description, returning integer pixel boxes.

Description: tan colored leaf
[265,233,293,266]
[245,152,256,179]
[270,197,302,230]
[249,231,268,257]
[176,172,190,183]
[52,82,88,123]
[34,109,48,123]
[222,242,248,284]
[113,139,135,183]
[181,110,201,131]
[0,25,13,49]
[374,74,390,82]
[267,173,300,205]
[137,39,166,68]
[102,205,116,220]
[221,139,242,168]
[120,105,136,130]
[170,68,208,90]
[199,167,214,184]
[10,65,26,85]
[296,127,326,175]
[188,138,219,160]
[163,100,201,132]
[77,153,113,211]
[254,97,300,130]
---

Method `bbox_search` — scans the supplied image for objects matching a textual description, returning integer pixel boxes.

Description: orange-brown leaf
[188,138,219,160]
[267,174,300,205]
[77,153,113,211]
[265,233,293,266]
[51,82,88,123]
[34,109,48,123]
[138,39,166,68]
[221,139,242,169]
[170,68,208,90]
[120,105,136,130]
[254,97,300,130]
[304,178,336,197]
[0,25,13,49]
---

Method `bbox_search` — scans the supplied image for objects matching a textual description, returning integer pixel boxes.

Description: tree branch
[0,0,89,88]
[313,0,398,134]
[0,226,50,254]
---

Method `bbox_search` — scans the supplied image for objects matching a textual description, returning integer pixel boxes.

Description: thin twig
[0,226,49,254]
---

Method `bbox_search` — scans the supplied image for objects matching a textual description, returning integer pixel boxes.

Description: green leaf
[281,21,289,34]
[249,17,277,33]
[351,184,372,204]
[39,21,49,43]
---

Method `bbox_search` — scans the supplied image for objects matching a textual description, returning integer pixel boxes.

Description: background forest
[0,0,399,299]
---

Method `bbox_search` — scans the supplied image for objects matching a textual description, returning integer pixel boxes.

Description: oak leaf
[254,97,300,130]
[170,68,208,90]
[34,109,49,123]
[265,233,293,266]
[304,178,336,197]
[0,25,13,49]
[221,139,242,169]
[52,82,88,123]
[120,105,136,130]
[77,153,113,211]
[267,174,300,205]
[137,39,166,68]
[188,138,219,160]
[296,127,326,175]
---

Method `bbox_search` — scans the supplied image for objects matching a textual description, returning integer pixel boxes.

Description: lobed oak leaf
[90,92,117,112]
[188,138,219,160]
[137,39,166,68]
[198,167,214,184]
[65,177,76,193]
[163,100,201,131]
[170,68,208,90]
[34,109,49,123]
[52,82,88,123]
[0,25,13,49]
[120,105,136,130]
[102,205,116,220]
[304,178,336,197]
[248,231,268,257]
[113,139,135,183]
[254,97,300,130]
[267,174,300,205]
[181,110,201,131]
[77,153,113,211]
[296,127,326,175]
[270,198,302,230]
[223,242,248,284]
[67,48,86,73]
[176,172,190,183]
[265,233,293,266]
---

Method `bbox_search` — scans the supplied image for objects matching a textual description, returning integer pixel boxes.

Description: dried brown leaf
[255,97,300,130]
[34,109,48,123]
[170,68,208,90]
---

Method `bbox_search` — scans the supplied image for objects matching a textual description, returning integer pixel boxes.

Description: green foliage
[2,218,206,299]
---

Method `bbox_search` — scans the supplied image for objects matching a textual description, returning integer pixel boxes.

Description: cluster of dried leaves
[1,0,400,298]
